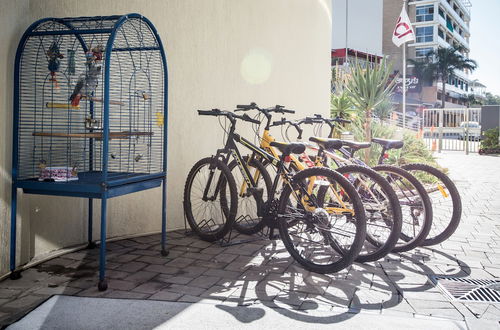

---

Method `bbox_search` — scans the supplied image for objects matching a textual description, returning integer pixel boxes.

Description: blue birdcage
[11,14,168,291]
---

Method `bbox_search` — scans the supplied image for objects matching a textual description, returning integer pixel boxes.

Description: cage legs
[160,176,169,257]
[86,198,96,249]
[97,197,108,291]
[9,186,22,280]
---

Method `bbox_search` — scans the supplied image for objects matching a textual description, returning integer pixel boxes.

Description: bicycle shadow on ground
[216,242,472,324]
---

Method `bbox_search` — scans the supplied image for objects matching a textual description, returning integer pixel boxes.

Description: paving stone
[134,255,168,265]
[0,289,21,299]
[132,281,168,294]
[203,269,242,280]
[143,264,181,275]
[124,271,159,284]
[189,275,221,289]
[115,261,148,273]
[104,290,149,299]
[130,249,160,256]
[158,276,193,285]
[1,295,47,310]
[104,270,131,280]
[162,284,205,297]
[165,257,196,268]
[178,266,210,278]
[148,290,183,301]
[177,294,203,303]
[32,286,81,296]
[200,285,237,301]
[109,254,139,263]
[107,279,137,291]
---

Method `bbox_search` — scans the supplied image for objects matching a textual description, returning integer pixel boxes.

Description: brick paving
[0,151,500,328]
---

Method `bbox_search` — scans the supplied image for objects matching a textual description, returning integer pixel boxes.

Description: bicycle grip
[197,109,219,116]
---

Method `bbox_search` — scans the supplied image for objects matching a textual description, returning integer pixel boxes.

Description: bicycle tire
[278,167,367,273]
[372,165,432,253]
[227,157,272,235]
[183,157,237,242]
[401,163,461,246]
[333,165,402,262]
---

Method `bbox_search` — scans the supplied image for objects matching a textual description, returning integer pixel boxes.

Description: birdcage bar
[11,14,168,291]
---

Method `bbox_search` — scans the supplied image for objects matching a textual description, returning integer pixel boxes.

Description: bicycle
[305,114,433,253]
[230,105,402,262]
[183,107,367,273]
[373,138,462,246]
[270,116,404,262]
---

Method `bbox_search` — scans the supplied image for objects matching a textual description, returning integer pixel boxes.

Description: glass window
[416,26,434,43]
[439,8,445,18]
[416,5,434,22]
[415,47,433,58]
[438,28,444,39]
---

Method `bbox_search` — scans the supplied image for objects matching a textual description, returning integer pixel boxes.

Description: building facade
[383,0,483,108]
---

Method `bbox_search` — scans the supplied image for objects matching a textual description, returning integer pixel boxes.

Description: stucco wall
[0,0,332,275]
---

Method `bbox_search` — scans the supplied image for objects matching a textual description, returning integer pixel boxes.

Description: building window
[438,28,445,39]
[415,47,433,58]
[438,7,445,18]
[416,5,434,22]
[416,26,434,43]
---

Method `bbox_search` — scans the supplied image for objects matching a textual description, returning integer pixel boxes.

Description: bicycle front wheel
[183,157,237,242]
[401,163,461,246]
[277,167,366,274]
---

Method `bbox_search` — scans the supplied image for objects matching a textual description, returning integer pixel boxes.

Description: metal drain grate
[430,276,500,303]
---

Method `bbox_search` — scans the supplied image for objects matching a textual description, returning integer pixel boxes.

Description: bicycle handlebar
[234,102,295,114]
[313,114,351,125]
[197,109,261,124]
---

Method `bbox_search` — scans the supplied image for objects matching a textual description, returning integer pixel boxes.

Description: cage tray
[16,171,165,199]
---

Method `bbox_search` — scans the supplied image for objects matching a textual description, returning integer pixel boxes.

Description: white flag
[392,6,415,47]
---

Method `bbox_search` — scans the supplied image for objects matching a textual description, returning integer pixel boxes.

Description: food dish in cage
[38,167,78,182]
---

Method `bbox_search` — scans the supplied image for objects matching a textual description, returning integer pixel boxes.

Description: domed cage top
[10,14,169,291]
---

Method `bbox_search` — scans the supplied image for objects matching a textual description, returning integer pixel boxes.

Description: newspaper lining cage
[11,14,168,291]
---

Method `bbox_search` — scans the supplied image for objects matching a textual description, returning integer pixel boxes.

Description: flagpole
[402,39,407,129]
[402,0,407,130]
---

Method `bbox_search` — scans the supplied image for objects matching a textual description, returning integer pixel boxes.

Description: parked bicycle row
[183,103,462,274]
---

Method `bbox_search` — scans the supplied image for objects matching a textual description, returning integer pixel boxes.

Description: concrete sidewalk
[1,151,500,329]
[7,295,468,330]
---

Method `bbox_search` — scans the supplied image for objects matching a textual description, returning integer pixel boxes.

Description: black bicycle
[183,107,367,273]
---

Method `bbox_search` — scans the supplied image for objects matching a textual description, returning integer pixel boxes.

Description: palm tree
[411,45,477,108]
[344,57,397,161]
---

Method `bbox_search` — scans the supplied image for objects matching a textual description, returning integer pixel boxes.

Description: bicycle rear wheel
[401,163,461,246]
[227,157,272,235]
[334,165,402,262]
[373,165,432,253]
[277,167,366,274]
[183,157,237,242]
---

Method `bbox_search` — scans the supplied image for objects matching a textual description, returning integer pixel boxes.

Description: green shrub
[480,127,499,150]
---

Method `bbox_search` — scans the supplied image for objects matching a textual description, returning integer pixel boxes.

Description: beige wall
[0,0,332,276]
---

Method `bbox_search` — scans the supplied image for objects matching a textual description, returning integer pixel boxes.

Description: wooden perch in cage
[32,131,153,140]
[46,97,125,110]
[80,96,125,105]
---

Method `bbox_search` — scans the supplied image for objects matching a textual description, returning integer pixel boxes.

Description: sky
[469,1,500,95]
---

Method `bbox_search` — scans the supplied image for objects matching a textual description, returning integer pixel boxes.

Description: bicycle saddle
[341,140,371,150]
[309,137,343,150]
[270,141,306,155]
[371,138,403,150]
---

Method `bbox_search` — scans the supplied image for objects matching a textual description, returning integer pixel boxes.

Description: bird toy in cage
[70,45,104,106]
[46,42,64,89]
